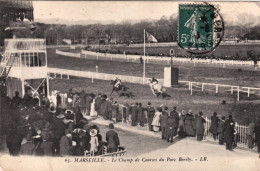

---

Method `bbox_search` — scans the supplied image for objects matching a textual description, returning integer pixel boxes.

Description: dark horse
[110,80,129,97]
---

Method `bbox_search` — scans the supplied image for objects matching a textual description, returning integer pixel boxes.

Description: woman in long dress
[90,98,98,117]
[151,107,162,132]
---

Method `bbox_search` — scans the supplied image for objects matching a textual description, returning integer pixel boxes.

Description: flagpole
[143,29,146,84]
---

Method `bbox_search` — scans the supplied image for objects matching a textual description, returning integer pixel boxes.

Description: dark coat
[52,118,66,140]
[217,120,225,133]
[99,99,111,117]
[94,96,102,112]
[160,113,168,128]
[131,105,138,122]
[224,124,235,142]
[170,110,179,128]
[137,106,144,122]
[106,130,120,149]
[254,122,260,144]
[195,116,205,136]
[146,106,155,123]
[184,114,195,136]
[40,141,53,156]
[209,115,219,134]
[60,136,73,156]
[167,116,176,137]
[20,142,35,155]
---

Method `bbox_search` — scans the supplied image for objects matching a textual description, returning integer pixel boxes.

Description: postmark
[178,3,224,54]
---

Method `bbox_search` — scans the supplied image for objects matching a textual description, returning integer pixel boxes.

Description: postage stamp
[178,4,224,54]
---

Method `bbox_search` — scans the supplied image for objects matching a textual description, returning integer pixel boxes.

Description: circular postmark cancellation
[178,3,224,54]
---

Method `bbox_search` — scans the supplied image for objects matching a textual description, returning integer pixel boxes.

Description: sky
[33,1,260,25]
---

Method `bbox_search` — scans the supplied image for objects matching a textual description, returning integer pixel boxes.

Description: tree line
[1,14,260,46]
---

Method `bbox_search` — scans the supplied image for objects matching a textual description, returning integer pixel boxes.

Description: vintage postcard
[0,1,260,171]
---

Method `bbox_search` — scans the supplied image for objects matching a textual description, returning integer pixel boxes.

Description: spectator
[254,119,260,157]
[146,102,155,131]
[166,112,175,142]
[89,128,99,156]
[160,107,169,140]
[60,130,74,156]
[11,91,22,107]
[131,103,138,126]
[106,123,120,153]
[247,121,255,149]
[56,92,61,109]
[209,112,219,141]
[152,107,162,132]
[178,110,186,138]
[20,133,35,155]
[217,116,225,145]
[39,124,54,156]
[184,110,195,137]
[195,112,206,141]
[137,103,144,127]
[224,122,235,151]
[170,107,179,135]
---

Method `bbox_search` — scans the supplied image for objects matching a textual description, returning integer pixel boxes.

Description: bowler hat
[109,123,114,129]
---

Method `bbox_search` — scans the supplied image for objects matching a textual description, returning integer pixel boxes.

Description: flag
[146,31,158,43]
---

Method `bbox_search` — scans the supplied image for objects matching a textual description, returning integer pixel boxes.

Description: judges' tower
[1,39,49,99]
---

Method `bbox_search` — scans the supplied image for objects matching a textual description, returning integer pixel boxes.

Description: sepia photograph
[0,1,260,170]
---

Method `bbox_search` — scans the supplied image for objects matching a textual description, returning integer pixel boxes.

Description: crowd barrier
[48,90,256,150]
[56,49,80,58]
[80,50,260,67]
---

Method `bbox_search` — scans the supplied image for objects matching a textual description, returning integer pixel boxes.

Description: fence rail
[47,67,260,101]
[80,50,260,67]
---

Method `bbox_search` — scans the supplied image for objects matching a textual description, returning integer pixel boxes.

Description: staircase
[0,57,15,78]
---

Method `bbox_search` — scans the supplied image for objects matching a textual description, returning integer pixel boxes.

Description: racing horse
[147,78,166,97]
[110,78,129,97]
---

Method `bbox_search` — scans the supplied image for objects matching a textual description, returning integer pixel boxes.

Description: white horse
[147,79,166,97]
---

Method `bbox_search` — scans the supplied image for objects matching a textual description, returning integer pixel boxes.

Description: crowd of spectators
[1,80,259,157]
[0,82,121,157]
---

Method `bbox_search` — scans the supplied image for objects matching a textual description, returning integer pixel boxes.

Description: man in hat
[99,95,111,120]
[217,116,226,145]
[60,129,74,156]
[160,107,169,139]
[146,102,155,131]
[254,119,260,157]
[106,123,120,153]
[52,114,66,155]
[131,103,138,126]
[224,121,235,151]
[137,103,144,127]
[195,112,206,141]
[11,91,22,107]
[56,92,61,109]
[170,106,179,135]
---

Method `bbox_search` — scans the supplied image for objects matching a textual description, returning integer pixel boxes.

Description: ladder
[0,57,15,77]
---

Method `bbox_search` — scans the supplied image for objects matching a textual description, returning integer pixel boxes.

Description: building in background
[0,0,34,46]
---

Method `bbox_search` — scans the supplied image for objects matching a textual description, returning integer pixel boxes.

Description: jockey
[114,77,122,88]
[151,77,158,86]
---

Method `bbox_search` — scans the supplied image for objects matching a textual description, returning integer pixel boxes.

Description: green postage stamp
[178,4,217,52]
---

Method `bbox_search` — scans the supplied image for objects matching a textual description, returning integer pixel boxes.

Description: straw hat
[89,129,98,137]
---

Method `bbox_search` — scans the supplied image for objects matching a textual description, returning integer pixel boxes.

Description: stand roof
[4,39,46,53]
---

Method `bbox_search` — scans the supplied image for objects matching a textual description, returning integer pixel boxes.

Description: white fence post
[216,84,219,94]
[202,83,204,92]
[237,87,240,101]
[191,82,193,95]
[247,88,250,97]
[231,86,233,95]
